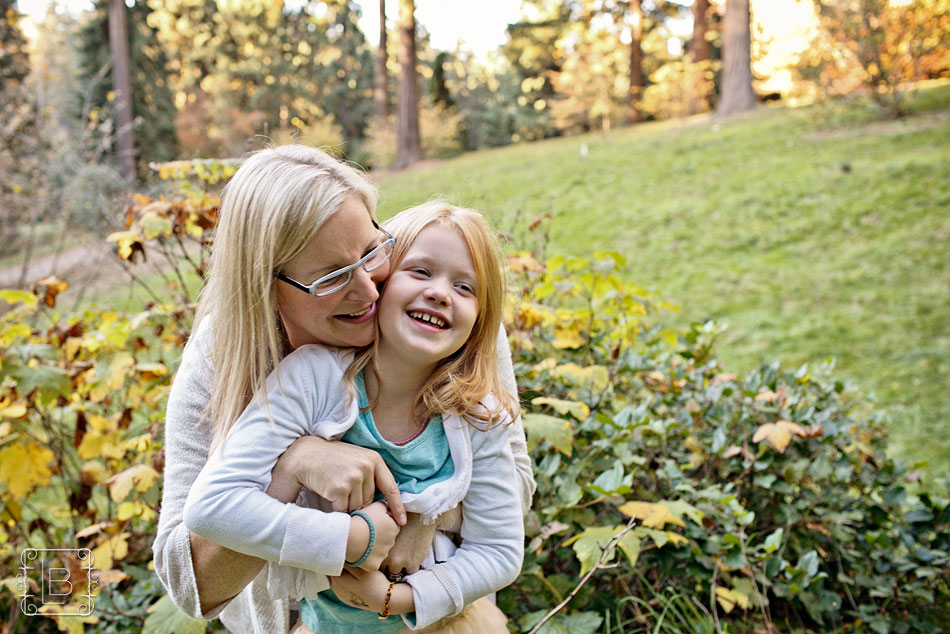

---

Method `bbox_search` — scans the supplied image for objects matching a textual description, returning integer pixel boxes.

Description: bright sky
[17,0,523,57]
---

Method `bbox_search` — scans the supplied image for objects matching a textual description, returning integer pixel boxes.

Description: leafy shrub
[2,166,947,633]
[500,249,950,633]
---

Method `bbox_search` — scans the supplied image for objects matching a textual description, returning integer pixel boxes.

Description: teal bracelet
[345,509,376,567]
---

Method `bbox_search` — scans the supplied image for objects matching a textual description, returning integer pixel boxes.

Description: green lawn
[376,85,950,477]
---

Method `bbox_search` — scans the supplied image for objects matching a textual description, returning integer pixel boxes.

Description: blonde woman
[152,146,535,634]
[185,203,525,632]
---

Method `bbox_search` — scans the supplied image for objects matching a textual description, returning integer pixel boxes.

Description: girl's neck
[365,349,437,443]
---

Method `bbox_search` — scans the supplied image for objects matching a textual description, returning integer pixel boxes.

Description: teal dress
[300,372,454,634]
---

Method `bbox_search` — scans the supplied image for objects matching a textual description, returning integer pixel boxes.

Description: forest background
[1,0,949,633]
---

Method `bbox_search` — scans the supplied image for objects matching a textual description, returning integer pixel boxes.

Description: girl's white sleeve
[402,418,525,629]
[182,345,357,575]
[496,325,536,514]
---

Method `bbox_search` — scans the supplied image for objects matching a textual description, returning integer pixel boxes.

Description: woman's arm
[183,346,399,574]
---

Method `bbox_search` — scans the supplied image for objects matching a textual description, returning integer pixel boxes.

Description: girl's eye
[409,267,429,276]
[456,282,475,294]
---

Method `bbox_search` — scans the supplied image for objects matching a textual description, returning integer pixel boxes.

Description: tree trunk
[715,0,757,116]
[691,0,708,64]
[627,0,644,124]
[394,0,421,169]
[108,0,136,185]
[374,0,389,120]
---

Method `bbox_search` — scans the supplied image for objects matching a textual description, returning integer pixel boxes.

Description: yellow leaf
[715,587,749,613]
[81,460,109,485]
[0,398,27,419]
[752,420,807,453]
[0,441,54,499]
[616,501,686,529]
[134,362,167,378]
[551,363,609,392]
[0,289,38,308]
[92,532,129,571]
[105,464,160,502]
[552,325,586,349]
[531,397,589,421]
[77,429,124,460]
[531,357,557,374]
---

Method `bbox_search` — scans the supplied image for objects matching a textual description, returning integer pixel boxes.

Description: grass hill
[375,84,950,476]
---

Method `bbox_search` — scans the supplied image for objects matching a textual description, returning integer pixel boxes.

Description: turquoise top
[300,371,454,634]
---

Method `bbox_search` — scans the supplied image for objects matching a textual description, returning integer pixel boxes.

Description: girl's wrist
[345,513,371,564]
[387,582,414,615]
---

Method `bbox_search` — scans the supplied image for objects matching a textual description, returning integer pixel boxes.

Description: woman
[152,145,535,634]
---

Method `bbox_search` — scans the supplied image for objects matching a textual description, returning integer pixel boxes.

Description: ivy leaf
[523,413,574,456]
[9,362,70,405]
[764,527,784,553]
[0,441,54,499]
[143,595,207,634]
[564,526,628,575]
[752,420,807,453]
[531,397,589,421]
[590,461,632,495]
[561,611,604,634]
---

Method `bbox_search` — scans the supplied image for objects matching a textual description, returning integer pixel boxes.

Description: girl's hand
[331,568,414,615]
[273,436,407,524]
[346,501,400,571]
[381,512,436,577]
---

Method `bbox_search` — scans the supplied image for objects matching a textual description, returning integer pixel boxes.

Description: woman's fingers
[371,456,406,525]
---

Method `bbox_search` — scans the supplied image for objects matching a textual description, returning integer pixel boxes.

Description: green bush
[500,249,950,633]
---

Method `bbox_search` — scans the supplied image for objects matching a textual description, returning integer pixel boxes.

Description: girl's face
[377,224,479,370]
[276,197,390,350]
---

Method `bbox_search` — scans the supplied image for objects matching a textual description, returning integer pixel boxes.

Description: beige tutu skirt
[290,597,509,634]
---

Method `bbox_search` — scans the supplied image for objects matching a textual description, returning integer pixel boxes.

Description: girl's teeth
[409,311,446,328]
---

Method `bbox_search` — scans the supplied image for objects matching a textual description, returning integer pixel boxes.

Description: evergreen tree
[78,0,178,176]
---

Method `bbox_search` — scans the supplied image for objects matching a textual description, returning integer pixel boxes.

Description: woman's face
[276,197,390,350]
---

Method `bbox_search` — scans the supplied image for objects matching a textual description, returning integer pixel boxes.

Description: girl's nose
[425,279,451,305]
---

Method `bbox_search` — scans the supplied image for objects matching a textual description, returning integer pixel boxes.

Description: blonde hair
[346,202,519,428]
[194,145,377,448]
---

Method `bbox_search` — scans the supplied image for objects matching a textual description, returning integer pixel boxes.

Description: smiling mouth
[408,311,448,329]
[337,302,376,322]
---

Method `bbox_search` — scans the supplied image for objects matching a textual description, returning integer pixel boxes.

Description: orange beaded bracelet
[378,581,397,619]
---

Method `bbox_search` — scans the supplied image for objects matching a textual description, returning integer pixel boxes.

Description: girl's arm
[183,345,399,575]
[335,411,525,629]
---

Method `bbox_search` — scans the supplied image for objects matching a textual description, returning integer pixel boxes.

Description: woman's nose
[347,266,380,302]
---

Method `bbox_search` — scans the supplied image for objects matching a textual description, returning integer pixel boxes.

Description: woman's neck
[365,350,437,443]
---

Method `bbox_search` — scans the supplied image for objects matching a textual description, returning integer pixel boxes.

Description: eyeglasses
[276,222,395,297]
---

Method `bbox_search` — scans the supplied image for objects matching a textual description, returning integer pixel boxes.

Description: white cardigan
[183,345,524,630]
[152,318,534,633]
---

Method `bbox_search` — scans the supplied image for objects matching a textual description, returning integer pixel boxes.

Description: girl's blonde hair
[346,201,519,428]
[194,145,377,448]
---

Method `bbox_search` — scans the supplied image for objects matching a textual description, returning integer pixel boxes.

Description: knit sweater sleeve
[402,413,526,630]
[182,345,357,575]
[152,318,233,620]
[496,325,536,515]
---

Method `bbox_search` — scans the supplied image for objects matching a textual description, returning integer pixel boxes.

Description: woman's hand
[331,568,413,615]
[346,501,400,571]
[272,435,406,524]
[380,512,436,577]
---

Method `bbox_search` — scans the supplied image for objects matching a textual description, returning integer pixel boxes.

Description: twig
[527,515,638,634]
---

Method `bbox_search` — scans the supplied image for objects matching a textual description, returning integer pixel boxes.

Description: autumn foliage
[1,165,948,632]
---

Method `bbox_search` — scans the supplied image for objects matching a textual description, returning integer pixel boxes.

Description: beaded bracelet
[378,580,397,619]
[345,509,375,568]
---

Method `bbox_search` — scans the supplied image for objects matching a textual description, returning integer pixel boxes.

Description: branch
[528,515,638,634]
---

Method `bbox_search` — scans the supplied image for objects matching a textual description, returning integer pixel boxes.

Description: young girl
[184,202,524,632]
